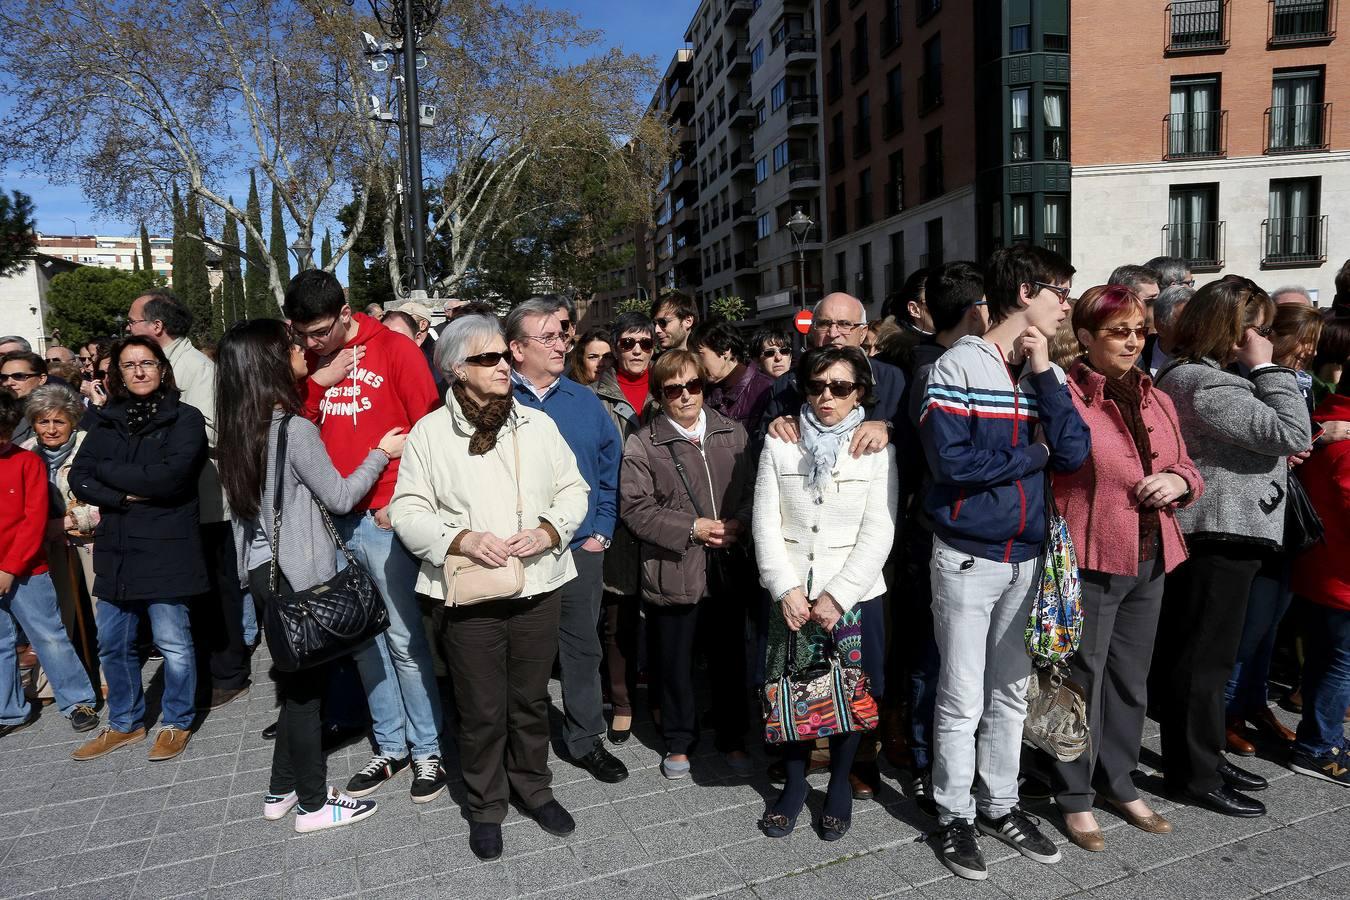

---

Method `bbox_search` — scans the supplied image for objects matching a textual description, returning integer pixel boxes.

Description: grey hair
[531,293,575,322]
[1272,285,1312,305]
[1108,264,1160,293]
[24,383,84,425]
[0,335,31,351]
[1153,284,1194,332]
[434,312,503,376]
[503,298,561,346]
[1143,256,1190,287]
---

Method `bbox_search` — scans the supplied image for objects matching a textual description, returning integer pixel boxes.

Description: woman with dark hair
[217,319,404,833]
[690,319,774,435]
[568,328,612,386]
[1310,312,1350,407]
[1154,275,1312,818]
[68,336,207,763]
[752,346,897,840]
[1050,285,1202,850]
[751,328,793,380]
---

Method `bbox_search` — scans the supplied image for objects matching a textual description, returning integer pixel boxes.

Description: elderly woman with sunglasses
[388,313,589,861]
[1153,275,1312,820]
[752,346,897,841]
[1046,286,1203,851]
[619,349,755,779]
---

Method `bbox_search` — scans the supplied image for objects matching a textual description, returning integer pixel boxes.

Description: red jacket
[0,443,49,578]
[1292,393,1350,611]
[1053,362,1204,577]
[302,313,441,510]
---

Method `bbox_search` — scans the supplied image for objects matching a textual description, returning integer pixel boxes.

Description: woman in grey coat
[217,320,406,836]
[1153,276,1312,819]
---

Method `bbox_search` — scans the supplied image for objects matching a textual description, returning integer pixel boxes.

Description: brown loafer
[848,771,876,800]
[1065,823,1105,852]
[1107,799,1173,834]
[1247,706,1295,743]
[72,726,146,760]
[1225,719,1256,756]
[148,726,191,761]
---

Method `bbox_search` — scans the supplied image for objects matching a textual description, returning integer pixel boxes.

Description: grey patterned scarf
[798,404,865,494]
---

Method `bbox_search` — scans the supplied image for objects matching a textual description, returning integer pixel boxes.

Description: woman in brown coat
[620,349,755,779]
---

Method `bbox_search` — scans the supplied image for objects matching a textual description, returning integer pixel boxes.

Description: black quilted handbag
[262,416,389,672]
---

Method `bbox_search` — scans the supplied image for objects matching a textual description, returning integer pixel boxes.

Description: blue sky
[6,0,699,241]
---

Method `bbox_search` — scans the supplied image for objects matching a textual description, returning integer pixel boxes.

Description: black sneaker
[410,755,448,804]
[976,806,1062,864]
[1288,744,1350,788]
[345,753,410,798]
[69,705,99,733]
[910,766,937,818]
[934,819,987,881]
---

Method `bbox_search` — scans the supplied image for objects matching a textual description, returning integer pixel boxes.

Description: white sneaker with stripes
[294,788,378,833]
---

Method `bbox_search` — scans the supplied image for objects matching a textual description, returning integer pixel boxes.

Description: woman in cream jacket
[753,345,899,842]
[388,313,588,862]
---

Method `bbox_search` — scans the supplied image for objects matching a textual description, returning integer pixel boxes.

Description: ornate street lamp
[786,206,815,349]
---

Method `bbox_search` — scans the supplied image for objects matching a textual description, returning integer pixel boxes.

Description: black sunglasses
[619,337,654,352]
[760,347,790,359]
[805,379,858,399]
[464,351,509,367]
[660,378,704,401]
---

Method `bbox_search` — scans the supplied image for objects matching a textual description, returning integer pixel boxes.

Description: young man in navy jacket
[919,245,1090,881]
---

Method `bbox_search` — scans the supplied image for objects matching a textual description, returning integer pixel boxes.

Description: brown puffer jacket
[619,408,755,606]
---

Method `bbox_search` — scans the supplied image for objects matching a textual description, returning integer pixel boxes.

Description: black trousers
[192,522,251,697]
[1157,542,1261,795]
[436,591,560,824]
[247,565,327,811]
[648,594,749,756]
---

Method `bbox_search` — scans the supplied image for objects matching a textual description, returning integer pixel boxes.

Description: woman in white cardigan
[388,314,589,862]
[753,345,899,842]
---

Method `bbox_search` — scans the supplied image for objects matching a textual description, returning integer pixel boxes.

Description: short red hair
[1072,284,1146,339]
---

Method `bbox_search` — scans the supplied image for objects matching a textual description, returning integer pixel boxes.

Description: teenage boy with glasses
[919,245,1089,881]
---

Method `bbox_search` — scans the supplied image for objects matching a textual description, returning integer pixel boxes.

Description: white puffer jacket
[752,433,899,612]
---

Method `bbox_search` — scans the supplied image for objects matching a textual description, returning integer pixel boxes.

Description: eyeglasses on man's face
[525,332,566,348]
[1032,282,1072,304]
[811,319,863,333]
[292,317,342,343]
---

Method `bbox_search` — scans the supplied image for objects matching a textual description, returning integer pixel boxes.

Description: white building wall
[1070,151,1350,302]
[0,261,50,351]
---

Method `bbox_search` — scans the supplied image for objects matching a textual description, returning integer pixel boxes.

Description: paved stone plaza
[0,648,1346,900]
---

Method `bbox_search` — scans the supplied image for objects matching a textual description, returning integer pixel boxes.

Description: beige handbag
[442,432,526,607]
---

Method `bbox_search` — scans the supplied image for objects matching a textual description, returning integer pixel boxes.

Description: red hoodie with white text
[302,313,441,510]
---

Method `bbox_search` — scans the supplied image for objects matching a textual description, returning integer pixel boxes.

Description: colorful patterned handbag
[763,609,878,745]
[1024,472,1083,666]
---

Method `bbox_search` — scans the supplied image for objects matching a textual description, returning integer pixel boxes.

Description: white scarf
[668,408,707,443]
[799,404,865,493]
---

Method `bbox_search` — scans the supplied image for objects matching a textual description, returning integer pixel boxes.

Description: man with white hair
[1139,284,1194,378]
[1272,286,1313,306]
[0,336,31,355]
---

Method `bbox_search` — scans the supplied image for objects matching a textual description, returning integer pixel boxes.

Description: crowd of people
[1,246,1348,882]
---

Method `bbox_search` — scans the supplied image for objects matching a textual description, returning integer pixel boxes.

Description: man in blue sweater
[919,245,1090,881]
[507,298,628,784]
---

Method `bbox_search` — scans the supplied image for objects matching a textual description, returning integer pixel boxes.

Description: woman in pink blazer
[1050,285,1204,851]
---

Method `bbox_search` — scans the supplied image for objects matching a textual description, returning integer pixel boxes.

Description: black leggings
[248,565,329,811]
[775,733,863,822]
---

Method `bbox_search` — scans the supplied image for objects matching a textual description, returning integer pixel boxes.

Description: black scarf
[125,393,164,434]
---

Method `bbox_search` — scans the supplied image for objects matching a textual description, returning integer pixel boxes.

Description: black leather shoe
[261,721,278,741]
[529,799,576,836]
[469,821,503,860]
[575,741,628,784]
[607,725,631,744]
[820,814,852,841]
[1218,761,1269,792]
[1186,784,1266,818]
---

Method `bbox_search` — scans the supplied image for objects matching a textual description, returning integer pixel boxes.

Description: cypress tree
[269,185,292,288]
[139,223,154,276]
[243,172,270,319]
[221,202,245,328]
[175,192,215,342]
[320,229,333,270]
[132,253,140,272]
[170,185,185,293]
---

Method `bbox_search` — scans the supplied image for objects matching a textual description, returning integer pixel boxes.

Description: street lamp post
[289,238,315,271]
[786,206,815,352]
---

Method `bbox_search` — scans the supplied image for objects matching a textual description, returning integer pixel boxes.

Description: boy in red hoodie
[0,390,98,737]
[283,271,447,803]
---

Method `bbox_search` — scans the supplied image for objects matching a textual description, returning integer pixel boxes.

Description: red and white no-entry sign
[794,309,813,334]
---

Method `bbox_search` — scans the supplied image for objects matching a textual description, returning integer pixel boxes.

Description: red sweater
[302,313,441,510]
[0,443,49,577]
[1292,393,1350,611]
[616,368,649,415]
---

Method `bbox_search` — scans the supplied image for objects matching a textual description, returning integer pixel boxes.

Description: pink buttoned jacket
[1052,360,1205,577]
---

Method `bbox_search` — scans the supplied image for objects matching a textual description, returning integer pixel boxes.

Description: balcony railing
[733,250,758,272]
[787,95,820,119]
[883,98,903,136]
[881,15,901,53]
[920,158,944,201]
[790,162,822,183]
[730,143,755,171]
[1265,103,1331,153]
[1163,109,1228,159]
[1166,0,1229,51]
[1262,215,1328,265]
[853,119,872,156]
[919,66,943,114]
[856,194,874,228]
[1162,220,1225,269]
[1269,0,1336,43]
[727,0,754,25]
[786,33,818,57]
[731,198,755,221]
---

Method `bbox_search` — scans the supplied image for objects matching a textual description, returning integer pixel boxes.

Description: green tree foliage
[171,188,214,341]
[243,173,271,319]
[170,184,185,293]
[320,229,332,269]
[613,296,648,317]
[47,266,154,345]
[139,223,153,275]
[0,189,36,278]
[269,185,291,285]
[710,295,748,322]
[220,201,245,330]
[338,183,395,311]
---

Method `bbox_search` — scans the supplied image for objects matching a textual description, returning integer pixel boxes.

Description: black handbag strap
[666,443,708,520]
[268,414,359,595]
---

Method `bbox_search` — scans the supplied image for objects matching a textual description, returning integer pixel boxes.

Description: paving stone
[572,828,652,878]
[288,856,357,900]
[132,856,215,900]
[209,840,286,886]
[59,838,151,887]
[59,872,140,900]
[646,848,747,897]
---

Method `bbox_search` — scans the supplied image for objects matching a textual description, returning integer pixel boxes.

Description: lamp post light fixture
[289,238,315,271]
[786,206,815,351]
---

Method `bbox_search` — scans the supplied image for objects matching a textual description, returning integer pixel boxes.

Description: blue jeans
[336,511,442,760]
[242,590,259,646]
[1225,558,1292,715]
[1294,603,1350,756]
[1,572,95,724]
[96,596,196,731]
